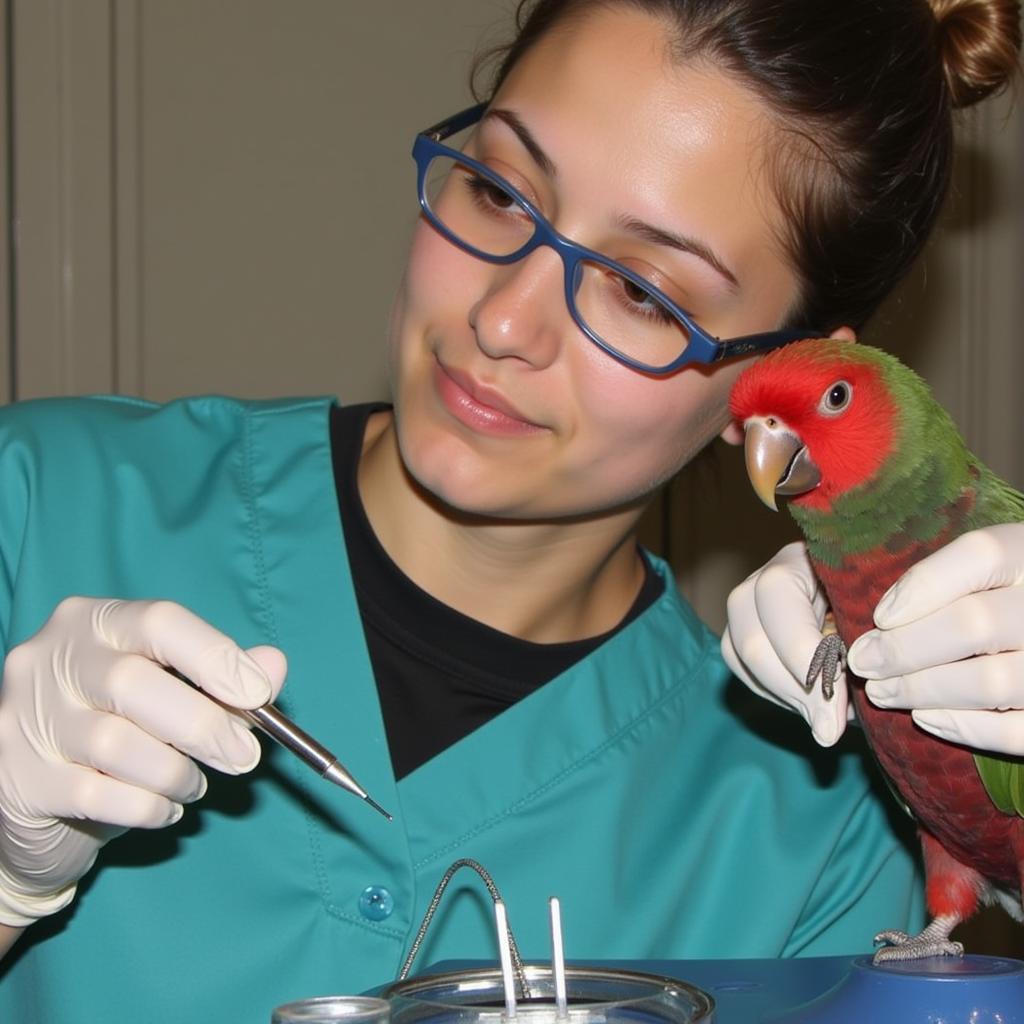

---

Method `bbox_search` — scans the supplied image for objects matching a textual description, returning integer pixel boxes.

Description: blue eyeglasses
[412,104,816,377]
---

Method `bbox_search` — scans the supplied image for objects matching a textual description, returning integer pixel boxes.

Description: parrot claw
[871,914,964,964]
[805,633,846,701]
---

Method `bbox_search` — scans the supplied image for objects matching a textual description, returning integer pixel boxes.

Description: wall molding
[1,0,12,403]
[11,0,116,399]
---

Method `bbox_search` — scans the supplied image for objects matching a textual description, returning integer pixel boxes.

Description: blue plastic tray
[424,955,1024,1023]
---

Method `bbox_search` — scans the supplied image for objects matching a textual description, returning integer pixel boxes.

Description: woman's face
[387,5,800,521]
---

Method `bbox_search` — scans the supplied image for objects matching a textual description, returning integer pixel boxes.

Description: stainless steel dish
[382,964,714,1024]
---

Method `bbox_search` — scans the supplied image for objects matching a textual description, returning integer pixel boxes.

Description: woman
[0,1,1020,1020]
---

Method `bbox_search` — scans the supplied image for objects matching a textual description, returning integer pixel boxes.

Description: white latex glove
[0,597,287,928]
[850,523,1024,756]
[722,541,852,747]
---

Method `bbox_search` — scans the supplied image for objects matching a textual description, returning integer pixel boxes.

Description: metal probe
[244,704,392,820]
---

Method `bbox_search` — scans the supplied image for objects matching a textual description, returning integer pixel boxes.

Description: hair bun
[928,0,1022,107]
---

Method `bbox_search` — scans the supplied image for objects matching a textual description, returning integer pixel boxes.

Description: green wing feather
[975,753,1024,817]
[969,463,1024,818]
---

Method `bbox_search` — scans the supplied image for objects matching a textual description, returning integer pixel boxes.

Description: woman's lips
[434,362,544,437]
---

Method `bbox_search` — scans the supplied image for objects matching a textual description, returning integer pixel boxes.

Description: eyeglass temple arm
[713,328,817,362]
[420,103,488,143]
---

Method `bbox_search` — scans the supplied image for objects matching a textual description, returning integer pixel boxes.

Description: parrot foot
[805,633,846,702]
[872,914,964,964]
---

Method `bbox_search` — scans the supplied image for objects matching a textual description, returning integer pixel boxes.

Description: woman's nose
[467,247,572,368]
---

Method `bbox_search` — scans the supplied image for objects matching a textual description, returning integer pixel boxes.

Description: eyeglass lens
[423,154,693,369]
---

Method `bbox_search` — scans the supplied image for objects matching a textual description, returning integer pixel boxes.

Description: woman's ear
[719,420,744,446]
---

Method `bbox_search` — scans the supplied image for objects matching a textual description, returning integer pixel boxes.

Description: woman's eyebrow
[617,215,739,291]
[483,108,557,178]
[483,107,738,291]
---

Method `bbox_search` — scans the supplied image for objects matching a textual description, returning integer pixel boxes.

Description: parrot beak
[742,417,821,510]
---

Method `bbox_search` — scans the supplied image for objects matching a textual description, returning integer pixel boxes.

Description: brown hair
[472,0,1021,333]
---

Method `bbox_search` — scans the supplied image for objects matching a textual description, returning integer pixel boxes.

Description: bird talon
[805,634,846,701]
[871,915,964,963]
[873,939,963,964]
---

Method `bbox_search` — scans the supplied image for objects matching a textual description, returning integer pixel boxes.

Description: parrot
[728,337,1024,963]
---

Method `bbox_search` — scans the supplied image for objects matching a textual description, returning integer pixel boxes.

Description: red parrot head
[729,339,899,512]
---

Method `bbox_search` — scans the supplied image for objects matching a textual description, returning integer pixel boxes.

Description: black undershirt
[330,403,664,779]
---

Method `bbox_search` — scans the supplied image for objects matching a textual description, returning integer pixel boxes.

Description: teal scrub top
[0,396,923,1023]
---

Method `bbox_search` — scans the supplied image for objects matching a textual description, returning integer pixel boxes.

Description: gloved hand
[0,597,287,928]
[850,522,1024,756]
[722,541,852,746]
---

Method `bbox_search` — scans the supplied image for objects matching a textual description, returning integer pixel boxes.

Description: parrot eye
[819,380,852,415]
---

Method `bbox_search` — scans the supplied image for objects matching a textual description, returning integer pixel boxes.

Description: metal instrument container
[382,964,714,1024]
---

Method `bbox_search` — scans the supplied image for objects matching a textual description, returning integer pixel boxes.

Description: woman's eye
[819,380,852,414]
[612,274,669,320]
[622,278,651,305]
[466,175,517,210]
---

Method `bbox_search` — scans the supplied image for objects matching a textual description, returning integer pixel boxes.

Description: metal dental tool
[170,666,391,820]
[549,897,569,1020]
[495,899,519,1020]
[244,704,392,820]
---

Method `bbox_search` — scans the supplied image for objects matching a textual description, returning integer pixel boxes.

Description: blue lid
[769,955,1024,1024]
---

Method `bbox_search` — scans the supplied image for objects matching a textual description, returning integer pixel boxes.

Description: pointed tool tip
[365,795,393,821]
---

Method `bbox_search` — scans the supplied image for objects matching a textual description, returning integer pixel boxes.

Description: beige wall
[0,2,9,406]
[7,0,515,401]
